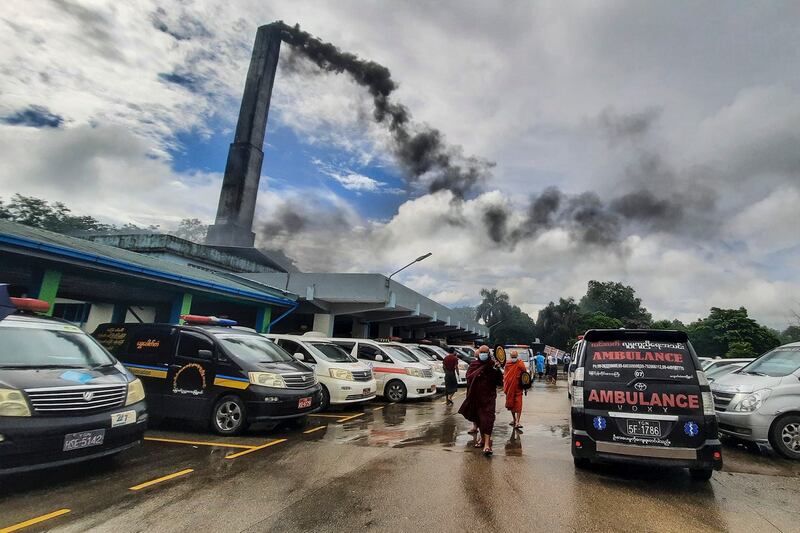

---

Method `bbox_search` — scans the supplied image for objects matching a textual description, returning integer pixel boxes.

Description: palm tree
[475,288,511,326]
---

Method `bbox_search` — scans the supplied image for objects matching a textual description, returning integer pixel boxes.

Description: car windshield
[740,347,800,377]
[0,323,115,368]
[706,363,743,379]
[381,345,416,363]
[309,342,356,363]
[426,346,448,358]
[217,335,293,363]
[401,346,435,361]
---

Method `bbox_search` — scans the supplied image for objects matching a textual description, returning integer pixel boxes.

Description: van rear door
[582,333,708,450]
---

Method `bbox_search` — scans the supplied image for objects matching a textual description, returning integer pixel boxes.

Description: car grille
[25,384,127,415]
[283,372,316,389]
[712,391,736,412]
[421,368,433,379]
[352,370,372,382]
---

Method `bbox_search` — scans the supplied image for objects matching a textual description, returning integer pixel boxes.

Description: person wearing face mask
[503,350,526,430]
[458,345,503,456]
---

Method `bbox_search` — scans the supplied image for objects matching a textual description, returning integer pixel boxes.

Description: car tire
[573,457,591,469]
[385,380,407,403]
[689,468,713,481]
[769,414,800,460]
[319,385,331,411]
[211,395,248,435]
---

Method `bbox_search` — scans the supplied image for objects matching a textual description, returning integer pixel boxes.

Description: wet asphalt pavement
[1,383,799,533]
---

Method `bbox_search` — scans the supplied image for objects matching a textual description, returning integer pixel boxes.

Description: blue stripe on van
[216,374,249,382]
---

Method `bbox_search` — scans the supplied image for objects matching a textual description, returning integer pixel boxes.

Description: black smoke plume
[276,22,492,198]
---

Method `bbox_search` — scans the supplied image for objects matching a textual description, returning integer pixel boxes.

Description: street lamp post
[385,252,432,287]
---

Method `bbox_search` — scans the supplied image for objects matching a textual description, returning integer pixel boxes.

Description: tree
[651,319,687,331]
[535,297,582,351]
[172,218,208,243]
[577,311,623,333]
[726,341,756,358]
[475,288,511,326]
[491,305,538,346]
[686,307,781,358]
[579,280,652,328]
[0,194,112,233]
[781,325,800,344]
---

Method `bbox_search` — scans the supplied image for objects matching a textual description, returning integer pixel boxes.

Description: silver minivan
[711,341,800,460]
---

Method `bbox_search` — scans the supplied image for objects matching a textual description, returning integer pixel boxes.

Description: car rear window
[585,339,698,383]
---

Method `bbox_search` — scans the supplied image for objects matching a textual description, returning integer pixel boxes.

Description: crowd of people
[450,345,566,456]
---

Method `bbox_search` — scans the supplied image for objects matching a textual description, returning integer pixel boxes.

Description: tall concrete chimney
[206,23,282,247]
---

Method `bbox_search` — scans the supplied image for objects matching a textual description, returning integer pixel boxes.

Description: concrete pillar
[412,328,426,340]
[378,322,393,339]
[350,319,368,338]
[32,269,61,316]
[256,306,272,333]
[169,293,193,324]
[312,313,334,336]
[206,23,282,247]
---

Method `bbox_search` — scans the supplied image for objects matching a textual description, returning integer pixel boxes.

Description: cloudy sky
[1,0,799,328]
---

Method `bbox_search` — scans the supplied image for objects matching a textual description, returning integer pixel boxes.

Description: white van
[385,342,446,389]
[265,334,377,410]
[325,338,437,402]
[408,343,467,386]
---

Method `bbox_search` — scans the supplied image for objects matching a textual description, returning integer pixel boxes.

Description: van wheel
[769,414,800,460]
[573,457,591,469]
[319,385,331,411]
[689,468,713,481]
[212,395,247,435]
[385,380,407,403]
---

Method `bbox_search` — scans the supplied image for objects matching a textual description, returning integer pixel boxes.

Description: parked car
[1,296,146,474]
[705,362,748,383]
[93,316,322,435]
[570,329,722,480]
[504,345,534,371]
[567,338,586,400]
[405,343,468,386]
[711,341,800,460]
[326,338,437,402]
[386,343,446,390]
[703,358,754,375]
[453,347,476,365]
[265,334,377,410]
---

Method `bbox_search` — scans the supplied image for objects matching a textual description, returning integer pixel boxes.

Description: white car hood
[711,373,783,394]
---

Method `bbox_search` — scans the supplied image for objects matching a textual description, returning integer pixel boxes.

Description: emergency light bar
[179,314,237,326]
[10,297,51,313]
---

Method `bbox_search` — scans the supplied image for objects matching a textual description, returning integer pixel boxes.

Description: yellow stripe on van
[214,377,250,390]
[126,367,168,379]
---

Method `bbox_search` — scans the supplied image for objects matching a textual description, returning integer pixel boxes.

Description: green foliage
[491,305,538,346]
[578,311,623,333]
[686,307,781,358]
[781,325,800,344]
[0,194,161,234]
[579,280,652,328]
[726,341,755,358]
[535,297,582,351]
[172,218,208,243]
[475,288,511,326]
[651,319,687,330]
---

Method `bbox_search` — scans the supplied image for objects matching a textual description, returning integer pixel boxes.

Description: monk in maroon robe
[458,346,503,455]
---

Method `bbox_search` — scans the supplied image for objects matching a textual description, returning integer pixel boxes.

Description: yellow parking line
[144,436,254,450]
[337,412,365,423]
[225,439,287,459]
[129,469,193,491]
[0,509,71,533]
[303,425,326,434]
[372,406,385,411]
[309,413,353,418]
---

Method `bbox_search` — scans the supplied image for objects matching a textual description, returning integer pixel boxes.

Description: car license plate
[626,419,662,437]
[298,397,312,408]
[111,409,137,428]
[63,429,105,451]
[363,388,371,395]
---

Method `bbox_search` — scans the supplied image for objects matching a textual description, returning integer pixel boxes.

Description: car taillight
[697,371,715,416]
[571,367,584,409]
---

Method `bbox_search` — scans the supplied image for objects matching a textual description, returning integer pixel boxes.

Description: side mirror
[197,349,213,360]
[375,354,385,362]
[294,353,304,362]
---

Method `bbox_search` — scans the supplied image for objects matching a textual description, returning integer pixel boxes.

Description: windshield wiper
[741,370,767,376]
[91,363,116,370]
[626,376,680,387]
[0,364,84,370]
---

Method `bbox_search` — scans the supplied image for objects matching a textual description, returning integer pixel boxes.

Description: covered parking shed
[0,220,297,332]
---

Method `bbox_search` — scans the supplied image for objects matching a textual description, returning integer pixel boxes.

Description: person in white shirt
[546,353,558,384]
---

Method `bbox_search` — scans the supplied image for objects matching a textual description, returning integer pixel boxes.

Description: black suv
[570,329,722,480]
[93,322,322,435]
